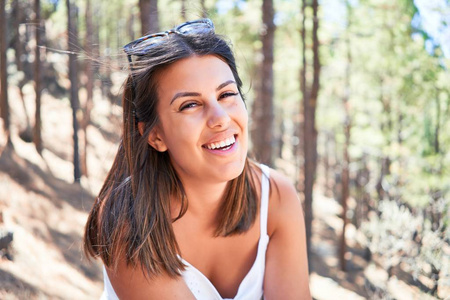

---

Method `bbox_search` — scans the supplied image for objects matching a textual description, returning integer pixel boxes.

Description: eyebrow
[216,80,236,91]
[170,80,237,105]
[170,92,200,105]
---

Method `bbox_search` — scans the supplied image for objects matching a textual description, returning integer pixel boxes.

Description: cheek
[161,117,201,149]
[235,101,249,127]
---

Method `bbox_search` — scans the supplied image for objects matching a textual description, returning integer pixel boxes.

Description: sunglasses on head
[123,18,215,60]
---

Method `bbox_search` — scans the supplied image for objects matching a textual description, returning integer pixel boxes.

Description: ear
[147,125,168,152]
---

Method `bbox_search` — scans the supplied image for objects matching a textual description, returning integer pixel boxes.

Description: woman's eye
[219,92,239,100]
[179,102,198,111]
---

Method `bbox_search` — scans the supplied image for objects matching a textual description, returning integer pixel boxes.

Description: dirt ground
[0,84,119,299]
[0,84,445,299]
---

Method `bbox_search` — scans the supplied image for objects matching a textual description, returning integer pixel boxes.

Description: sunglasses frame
[123,18,214,57]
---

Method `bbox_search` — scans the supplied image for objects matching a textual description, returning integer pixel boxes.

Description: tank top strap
[259,164,270,237]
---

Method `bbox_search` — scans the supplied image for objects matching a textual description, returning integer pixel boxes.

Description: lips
[204,135,236,150]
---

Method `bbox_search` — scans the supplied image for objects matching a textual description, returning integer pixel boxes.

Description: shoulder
[105,259,196,299]
[262,166,311,299]
[265,167,304,238]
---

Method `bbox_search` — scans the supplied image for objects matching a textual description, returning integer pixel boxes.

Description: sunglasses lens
[126,35,165,55]
[178,21,213,35]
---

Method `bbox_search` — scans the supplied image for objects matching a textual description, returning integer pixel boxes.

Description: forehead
[156,55,235,99]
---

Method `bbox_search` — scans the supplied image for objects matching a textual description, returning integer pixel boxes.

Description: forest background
[0,0,449,299]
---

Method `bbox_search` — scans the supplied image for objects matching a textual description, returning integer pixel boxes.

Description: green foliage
[361,200,421,268]
[41,0,59,19]
[361,200,449,293]
[319,3,449,295]
[318,0,450,216]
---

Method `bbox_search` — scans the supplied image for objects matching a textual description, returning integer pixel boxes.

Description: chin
[222,158,247,182]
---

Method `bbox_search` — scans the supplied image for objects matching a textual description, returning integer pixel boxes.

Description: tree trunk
[251,0,275,166]
[297,0,307,197]
[200,0,207,18]
[434,88,440,154]
[102,20,115,106]
[278,119,284,159]
[340,129,349,271]
[81,0,94,177]
[361,154,371,220]
[22,3,34,83]
[127,10,135,42]
[93,2,100,77]
[376,78,391,201]
[33,0,43,154]
[181,0,186,21]
[0,0,12,148]
[301,0,321,271]
[67,0,81,183]
[340,1,353,271]
[139,0,159,35]
[13,0,32,142]
[13,0,22,74]
[300,0,309,264]
[323,131,334,197]
[355,158,363,227]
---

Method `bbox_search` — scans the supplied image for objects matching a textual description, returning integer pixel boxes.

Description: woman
[84,19,311,299]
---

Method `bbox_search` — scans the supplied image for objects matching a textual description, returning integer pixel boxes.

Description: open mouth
[203,135,236,151]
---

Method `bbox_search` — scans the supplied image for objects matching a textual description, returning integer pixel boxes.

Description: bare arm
[106,259,196,300]
[263,170,311,300]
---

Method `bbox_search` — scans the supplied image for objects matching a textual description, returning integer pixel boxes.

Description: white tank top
[101,164,270,300]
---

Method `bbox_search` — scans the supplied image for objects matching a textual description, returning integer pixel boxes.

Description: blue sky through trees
[413,0,450,58]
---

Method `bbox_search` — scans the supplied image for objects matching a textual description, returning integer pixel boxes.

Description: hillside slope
[0,86,121,299]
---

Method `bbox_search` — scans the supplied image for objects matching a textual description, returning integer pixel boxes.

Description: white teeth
[206,135,235,150]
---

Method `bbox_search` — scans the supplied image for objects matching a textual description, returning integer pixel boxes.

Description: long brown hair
[83,31,258,278]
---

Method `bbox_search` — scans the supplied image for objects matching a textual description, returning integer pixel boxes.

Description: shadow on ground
[0,268,49,299]
[0,146,95,213]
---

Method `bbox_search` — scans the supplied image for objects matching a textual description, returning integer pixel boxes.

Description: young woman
[84,19,311,299]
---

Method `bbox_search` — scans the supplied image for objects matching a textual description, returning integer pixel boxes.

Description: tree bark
[93,2,100,77]
[0,0,12,147]
[376,77,391,201]
[340,1,353,272]
[251,0,275,166]
[300,0,309,264]
[67,0,81,183]
[127,10,135,42]
[12,0,32,142]
[81,0,94,177]
[33,0,43,154]
[181,0,186,21]
[340,127,350,271]
[434,88,440,154]
[200,0,207,18]
[139,0,159,35]
[323,131,332,196]
[301,0,320,270]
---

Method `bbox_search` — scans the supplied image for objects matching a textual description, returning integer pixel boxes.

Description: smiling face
[149,55,248,186]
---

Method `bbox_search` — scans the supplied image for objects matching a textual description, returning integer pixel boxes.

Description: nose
[206,102,231,129]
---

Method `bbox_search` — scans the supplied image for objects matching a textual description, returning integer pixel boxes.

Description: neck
[187,181,228,214]
[172,179,228,224]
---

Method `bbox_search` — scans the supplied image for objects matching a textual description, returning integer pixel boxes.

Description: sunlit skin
[148,55,248,208]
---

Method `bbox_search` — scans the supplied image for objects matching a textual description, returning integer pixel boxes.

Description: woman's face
[150,55,248,185]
